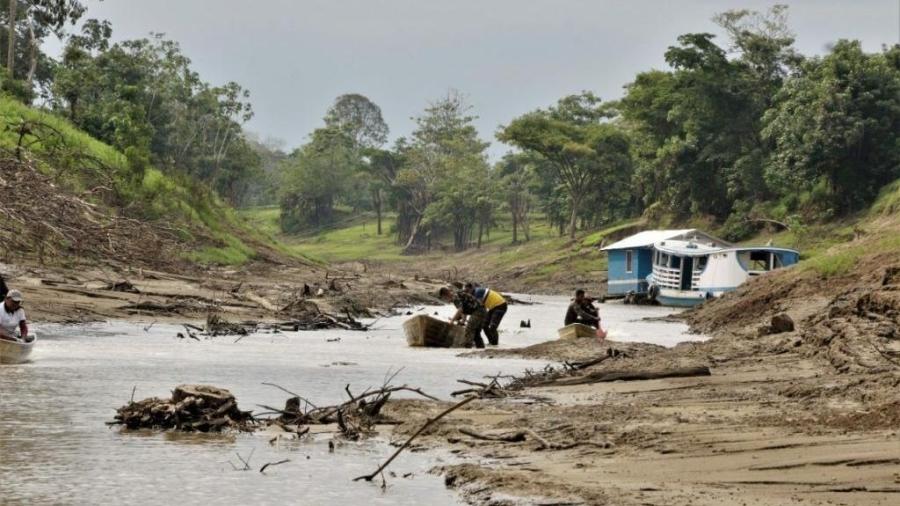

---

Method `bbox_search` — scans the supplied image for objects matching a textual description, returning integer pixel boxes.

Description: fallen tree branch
[353,396,477,482]
[552,366,711,386]
[262,382,318,410]
[459,428,527,443]
[565,355,610,371]
[259,459,290,473]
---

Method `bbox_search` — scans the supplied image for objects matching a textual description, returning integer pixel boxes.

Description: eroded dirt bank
[379,252,900,505]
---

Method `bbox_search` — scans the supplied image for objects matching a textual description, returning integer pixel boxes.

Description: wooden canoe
[557,323,596,340]
[0,333,36,364]
[403,315,468,348]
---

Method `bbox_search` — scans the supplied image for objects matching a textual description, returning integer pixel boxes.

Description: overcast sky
[46,0,900,158]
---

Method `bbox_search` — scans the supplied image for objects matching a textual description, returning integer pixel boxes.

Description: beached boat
[602,229,799,307]
[0,334,36,364]
[403,315,468,348]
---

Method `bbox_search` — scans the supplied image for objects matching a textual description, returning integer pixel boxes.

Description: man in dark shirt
[439,286,486,348]
[565,289,600,328]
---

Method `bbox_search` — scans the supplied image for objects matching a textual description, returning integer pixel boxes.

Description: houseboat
[602,229,799,307]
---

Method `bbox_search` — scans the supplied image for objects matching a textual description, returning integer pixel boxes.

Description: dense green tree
[0,1,86,100]
[499,92,631,239]
[763,41,900,216]
[51,33,259,202]
[280,127,357,230]
[365,145,405,235]
[396,90,490,252]
[620,5,798,223]
[496,153,536,243]
[324,93,389,150]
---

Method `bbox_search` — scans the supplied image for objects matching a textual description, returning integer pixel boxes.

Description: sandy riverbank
[1,261,443,325]
[378,252,900,505]
[383,332,899,505]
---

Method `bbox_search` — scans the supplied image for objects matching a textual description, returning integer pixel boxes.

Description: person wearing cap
[0,289,28,342]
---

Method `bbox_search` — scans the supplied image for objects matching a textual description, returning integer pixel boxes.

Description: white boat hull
[0,333,36,364]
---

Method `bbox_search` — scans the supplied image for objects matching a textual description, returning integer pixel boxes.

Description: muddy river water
[0,296,704,505]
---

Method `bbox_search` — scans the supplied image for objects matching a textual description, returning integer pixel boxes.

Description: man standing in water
[439,286,486,348]
[472,286,507,346]
[0,289,29,342]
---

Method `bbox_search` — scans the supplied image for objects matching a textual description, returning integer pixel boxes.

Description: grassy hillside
[240,205,648,292]
[0,97,302,266]
[245,180,900,293]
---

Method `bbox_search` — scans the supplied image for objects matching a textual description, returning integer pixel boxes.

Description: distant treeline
[279,5,900,251]
[4,4,898,252]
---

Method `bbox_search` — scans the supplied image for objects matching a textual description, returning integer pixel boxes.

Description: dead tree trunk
[7,0,17,80]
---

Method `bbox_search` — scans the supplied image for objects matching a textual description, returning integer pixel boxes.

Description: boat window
[696,255,708,272]
[738,250,774,272]
[625,250,633,273]
[670,256,681,269]
[772,254,784,268]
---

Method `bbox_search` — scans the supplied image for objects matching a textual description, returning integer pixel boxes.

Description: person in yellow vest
[472,286,507,346]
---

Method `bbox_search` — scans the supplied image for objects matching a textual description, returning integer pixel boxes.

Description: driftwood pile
[277,299,367,331]
[110,385,255,432]
[259,379,439,441]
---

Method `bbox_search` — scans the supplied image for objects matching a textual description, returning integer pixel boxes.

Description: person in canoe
[439,286,486,349]
[0,289,29,342]
[565,289,601,328]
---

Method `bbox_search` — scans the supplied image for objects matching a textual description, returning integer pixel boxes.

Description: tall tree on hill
[3,0,85,87]
[499,92,630,239]
[6,0,16,79]
[52,32,260,202]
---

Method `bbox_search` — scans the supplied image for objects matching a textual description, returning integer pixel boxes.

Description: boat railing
[652,265,681,290]
[653,265,703,291]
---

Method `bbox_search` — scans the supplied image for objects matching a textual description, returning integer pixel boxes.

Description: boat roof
[655,240,799,257]
[654,240,722,256]
[601,229,729,251]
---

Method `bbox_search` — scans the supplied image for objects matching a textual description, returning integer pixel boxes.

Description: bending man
[439,286,486,348]
[473,286,507,346]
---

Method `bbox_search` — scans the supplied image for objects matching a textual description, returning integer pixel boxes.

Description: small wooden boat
[0,333,36,364]
[403,315,468,348]
[557,323,597,340]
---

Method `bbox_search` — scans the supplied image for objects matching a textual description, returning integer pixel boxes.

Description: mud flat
[382,258,900,505]
[1,261,443,326]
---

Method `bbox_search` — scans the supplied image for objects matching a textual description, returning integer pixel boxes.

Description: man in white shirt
[0,289,29,342]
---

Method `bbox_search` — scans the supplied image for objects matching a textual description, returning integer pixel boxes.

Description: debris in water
[109,384,255,432]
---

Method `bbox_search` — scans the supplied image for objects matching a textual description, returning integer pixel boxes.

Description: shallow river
[0,296,702,505]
